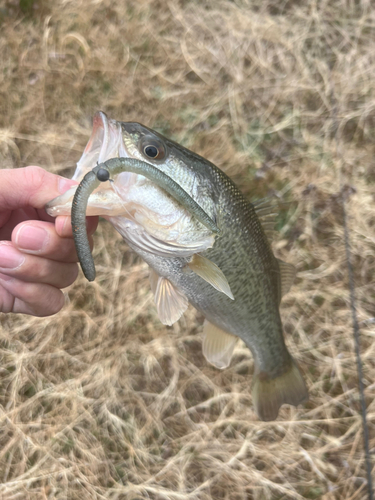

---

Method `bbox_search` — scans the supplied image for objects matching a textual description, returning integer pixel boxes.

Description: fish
[46,111,308,421]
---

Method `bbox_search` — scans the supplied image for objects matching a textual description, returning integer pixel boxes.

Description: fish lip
[46,111,130,216]
[72,111,129,181]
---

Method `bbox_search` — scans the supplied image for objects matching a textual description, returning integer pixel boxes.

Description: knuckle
[44,290,65,316]
[19,167,47,206]
[59,239,78,262]
[23,166,46,192]
[21,257,78,288]
[46,231,77,262]
[61,264,79,287]
[23,165,46,183]
[36,261,78,288]
[28,286,64,317]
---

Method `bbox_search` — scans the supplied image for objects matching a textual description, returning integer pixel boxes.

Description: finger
[0,274,65,316]
[0,208,38,241]
[12,220,93,263]
[0,166,77,211]
[0,242,78,288]
[0,281,16,313]
[55,215,99,238]
[36,207,59,224]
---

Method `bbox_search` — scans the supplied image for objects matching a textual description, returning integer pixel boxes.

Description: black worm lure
[71,157,219,282]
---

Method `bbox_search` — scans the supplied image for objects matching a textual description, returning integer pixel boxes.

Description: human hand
[0,166,98,316]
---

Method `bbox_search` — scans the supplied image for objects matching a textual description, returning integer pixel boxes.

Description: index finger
[0,166,77,211]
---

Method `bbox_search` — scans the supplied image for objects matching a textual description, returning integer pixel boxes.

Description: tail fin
[251,358,308,421]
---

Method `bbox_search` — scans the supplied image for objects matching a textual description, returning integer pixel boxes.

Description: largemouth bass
[46,111,308,421]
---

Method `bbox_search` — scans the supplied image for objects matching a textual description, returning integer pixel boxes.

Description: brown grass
[1,0,375,498]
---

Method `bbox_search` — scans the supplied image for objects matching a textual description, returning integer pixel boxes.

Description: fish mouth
[73,111,128,181]
[46,111,216,260]
[46,111,130,217]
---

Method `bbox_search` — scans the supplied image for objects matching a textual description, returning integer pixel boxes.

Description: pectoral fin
[277,259,296,297]
[149,269,188,326]
[187,254,234,300]
[202,320,238,369]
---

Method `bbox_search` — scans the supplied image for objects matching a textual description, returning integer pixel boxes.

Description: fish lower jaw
[45,182,129,217]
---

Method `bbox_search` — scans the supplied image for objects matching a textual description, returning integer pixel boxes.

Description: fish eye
[139,136,166,161]
[144,145,158,158]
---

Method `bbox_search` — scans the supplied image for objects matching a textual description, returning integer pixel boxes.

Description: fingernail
[58,177,76,194]
[0,245,25,270]
[16,225,49,252]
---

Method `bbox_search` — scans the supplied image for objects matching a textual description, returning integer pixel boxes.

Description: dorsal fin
[277,259,296,297]
[149,269,188,326]
[187,254,234,300]
[252,198,278,242]
[202,320,238,369]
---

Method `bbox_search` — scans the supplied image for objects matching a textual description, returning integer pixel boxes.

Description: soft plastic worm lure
[71,157,219,281]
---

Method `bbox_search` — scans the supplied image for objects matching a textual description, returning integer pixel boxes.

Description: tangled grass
[0,0,375,498]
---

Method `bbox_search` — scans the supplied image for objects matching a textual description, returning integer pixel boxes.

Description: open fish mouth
[72,111,127,181]
[45,111,129,217]
[45,111,216,261]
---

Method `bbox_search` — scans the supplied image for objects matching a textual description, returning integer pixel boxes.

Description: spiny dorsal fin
[252,198,279,242]
[202,320,238,369]
[187,254,234,300]
[149,269,188,326]
[277,259,296,297]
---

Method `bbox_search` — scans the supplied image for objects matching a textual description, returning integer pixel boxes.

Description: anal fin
[187,254,234,300]
[202,320,238,369]
[149,269,188,326]
[251,358,308,421]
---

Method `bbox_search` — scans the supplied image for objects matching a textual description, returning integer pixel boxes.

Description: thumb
[0,166,77,211]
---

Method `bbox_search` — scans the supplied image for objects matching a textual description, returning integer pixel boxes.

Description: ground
[0,0,374,498]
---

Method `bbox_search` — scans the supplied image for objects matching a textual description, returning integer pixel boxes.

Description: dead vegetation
[0,0,374,498]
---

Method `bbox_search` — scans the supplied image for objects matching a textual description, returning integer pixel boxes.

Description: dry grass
[1,0,375,498]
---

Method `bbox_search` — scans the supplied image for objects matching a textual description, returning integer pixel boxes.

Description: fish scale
[156,171,289,373]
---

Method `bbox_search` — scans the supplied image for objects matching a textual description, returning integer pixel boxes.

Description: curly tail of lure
[71,157,219,282]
